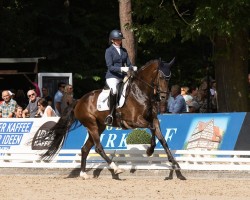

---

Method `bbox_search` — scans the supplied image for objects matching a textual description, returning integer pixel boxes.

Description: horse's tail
[40,100,78,160]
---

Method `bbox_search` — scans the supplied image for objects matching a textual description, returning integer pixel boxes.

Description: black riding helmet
[109,30,125,41]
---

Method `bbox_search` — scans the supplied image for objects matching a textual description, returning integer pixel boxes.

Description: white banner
[0,117,60,151]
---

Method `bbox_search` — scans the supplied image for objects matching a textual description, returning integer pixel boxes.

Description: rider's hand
[121,67,129,73]
[132,66,137,71]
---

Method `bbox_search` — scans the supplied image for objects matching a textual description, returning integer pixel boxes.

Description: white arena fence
[1,149,250,171]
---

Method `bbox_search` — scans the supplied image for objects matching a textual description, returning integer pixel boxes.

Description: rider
[104,29,134,125]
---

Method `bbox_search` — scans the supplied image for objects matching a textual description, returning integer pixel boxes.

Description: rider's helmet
[109,30,125,41]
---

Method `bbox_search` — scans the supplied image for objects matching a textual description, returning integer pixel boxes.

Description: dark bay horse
[40,58,181,179]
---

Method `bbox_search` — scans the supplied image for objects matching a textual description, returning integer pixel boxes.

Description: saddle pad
[97,81,128,111]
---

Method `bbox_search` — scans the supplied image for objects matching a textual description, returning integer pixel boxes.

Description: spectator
[14,106,23,118]
[181,86,193,112]
[61,84,74,114]
[54,82,66,117]
[0,90,17,118]
[168,85,187,113]
[42,87,53,106]
[187,100,200,113]
[37,98,57,117]
[196,80,213,113]
[189,85,199,100]
[22,90,40,118]
[210,80,218,112]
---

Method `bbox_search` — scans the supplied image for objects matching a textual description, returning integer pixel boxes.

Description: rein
[130,66,170,98]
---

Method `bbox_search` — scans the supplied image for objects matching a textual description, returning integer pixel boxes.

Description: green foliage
[126,129,151,144]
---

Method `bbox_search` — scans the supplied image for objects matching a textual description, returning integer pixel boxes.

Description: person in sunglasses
[22,90,41,118]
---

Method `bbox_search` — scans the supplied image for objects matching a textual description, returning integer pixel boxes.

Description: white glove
[132,66,137,71]
[121,67,129,73]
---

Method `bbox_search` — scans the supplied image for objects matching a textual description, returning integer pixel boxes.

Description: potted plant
[126,129,151,150]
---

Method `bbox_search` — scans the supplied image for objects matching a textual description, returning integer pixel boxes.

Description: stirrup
[104,115,113,125]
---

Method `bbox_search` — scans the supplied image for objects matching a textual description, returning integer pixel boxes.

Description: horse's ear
[168,57,175,68]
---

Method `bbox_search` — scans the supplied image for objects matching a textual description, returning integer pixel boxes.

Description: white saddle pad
[97,81,128,111]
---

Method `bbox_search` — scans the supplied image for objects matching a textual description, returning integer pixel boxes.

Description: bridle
[131,60,171,101]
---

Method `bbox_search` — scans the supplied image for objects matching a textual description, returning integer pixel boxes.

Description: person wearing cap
[104,29,136,125]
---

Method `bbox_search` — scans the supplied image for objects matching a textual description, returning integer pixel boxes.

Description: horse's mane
[139,59,159,71]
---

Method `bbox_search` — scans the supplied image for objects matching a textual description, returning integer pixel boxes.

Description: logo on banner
[32,121,56,150]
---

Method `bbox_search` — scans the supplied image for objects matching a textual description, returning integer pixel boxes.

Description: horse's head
[136,57,175,102]
[157,57,175,101]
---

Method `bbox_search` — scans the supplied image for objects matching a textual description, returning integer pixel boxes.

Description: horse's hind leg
[79,136,94,179]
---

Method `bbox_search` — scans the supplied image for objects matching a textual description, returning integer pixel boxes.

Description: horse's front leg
[80,137,94,179]
[146,127,156,156]
[95,140,124,175]
[152,118,178,167]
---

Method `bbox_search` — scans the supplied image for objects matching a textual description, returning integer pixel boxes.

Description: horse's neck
[129,73,155,99]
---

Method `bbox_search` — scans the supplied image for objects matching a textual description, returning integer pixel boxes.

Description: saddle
[97,80,129,111]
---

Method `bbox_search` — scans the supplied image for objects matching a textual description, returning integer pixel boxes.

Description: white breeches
[106,78,121,94]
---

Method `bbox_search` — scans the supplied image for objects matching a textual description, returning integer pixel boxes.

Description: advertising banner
[0,118,58,151]
[63,112,246,150]
[0,113,247,152]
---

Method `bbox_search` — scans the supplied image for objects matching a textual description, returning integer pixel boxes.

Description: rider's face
[112,39,122,46]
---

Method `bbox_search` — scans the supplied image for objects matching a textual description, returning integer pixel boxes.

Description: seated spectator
[181,86,193,112]
[196,80,213,113]
[168,85,187,113]
[210,80,218,112]
[189,85,199,100]
[36,98,57,117]
[0,90,17,118]
[61,84,74,114]
[22,90,40,118]
[14,106,23,118]
[42,87,53,106]
[187,100,200,113]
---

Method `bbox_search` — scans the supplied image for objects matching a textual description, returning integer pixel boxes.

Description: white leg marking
[80,171,90,179]
[109,162,124,174]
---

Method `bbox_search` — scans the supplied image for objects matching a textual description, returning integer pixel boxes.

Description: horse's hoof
[114,168,124,175]
[146,147,154,157]
[80,171,90,180]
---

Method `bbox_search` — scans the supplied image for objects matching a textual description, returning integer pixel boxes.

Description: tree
[132,0,250,112]
[119,0,136,65]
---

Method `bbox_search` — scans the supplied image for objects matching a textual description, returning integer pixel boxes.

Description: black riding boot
[104,92,117,125]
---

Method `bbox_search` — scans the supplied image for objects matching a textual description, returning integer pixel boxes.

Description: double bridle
[131,63,171,101]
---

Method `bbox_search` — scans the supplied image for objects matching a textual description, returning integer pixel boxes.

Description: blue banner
[0,114,246,151]
[62,113,246,151]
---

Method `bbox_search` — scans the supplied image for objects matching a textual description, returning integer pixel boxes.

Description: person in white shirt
[37,98,57,117]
